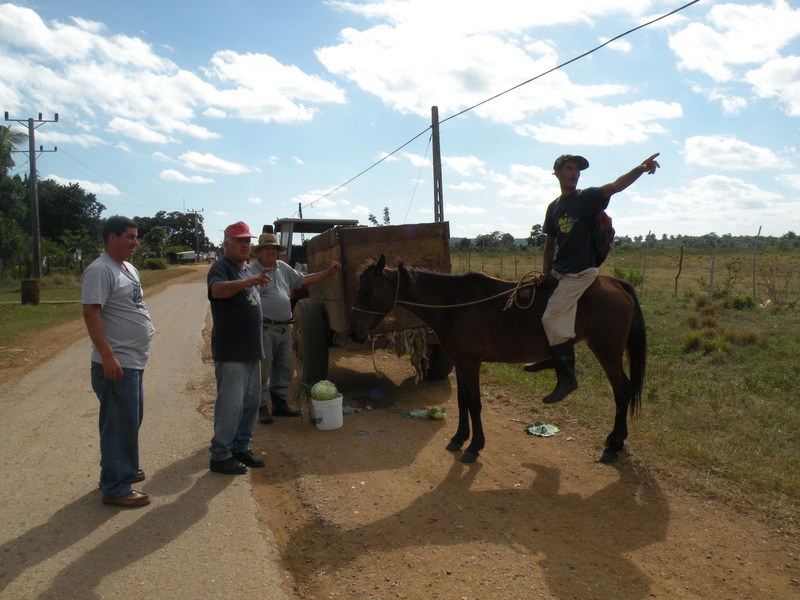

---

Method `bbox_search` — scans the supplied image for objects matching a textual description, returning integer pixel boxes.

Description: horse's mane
[358,257,507,285]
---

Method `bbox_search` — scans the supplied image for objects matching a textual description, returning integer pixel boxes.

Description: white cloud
[246,197,264,204]
[178,151,256,175]
[448,182,486,192]
[204,50,346,123]
[159,169,214,184]
[778,174,800,189]
[746,56,800,117]
[682,136,780,171]
[517,100,682,146]
[107,117,176,144]
[443,155,486,177]
[669,0,800,83]
[43,174,120,195]
[445,204,487,215]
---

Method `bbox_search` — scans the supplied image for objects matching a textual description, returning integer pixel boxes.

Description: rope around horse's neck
[397,269,541,311]
[353,268,543,314]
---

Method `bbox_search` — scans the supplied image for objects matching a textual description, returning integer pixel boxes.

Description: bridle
[350,267,401,317]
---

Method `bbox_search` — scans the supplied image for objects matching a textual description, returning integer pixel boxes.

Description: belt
[263,318,294,325]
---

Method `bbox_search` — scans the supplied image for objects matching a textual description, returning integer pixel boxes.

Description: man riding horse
[527,152,661,404]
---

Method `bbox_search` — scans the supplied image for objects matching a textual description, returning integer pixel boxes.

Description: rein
[351,267,542,317]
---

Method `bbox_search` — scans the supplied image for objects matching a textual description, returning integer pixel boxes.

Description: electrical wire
[301,0,701,212]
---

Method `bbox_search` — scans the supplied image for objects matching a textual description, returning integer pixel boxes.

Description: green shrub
[612,267,644,287]
[144,258,168,270]
[721,295,756,310]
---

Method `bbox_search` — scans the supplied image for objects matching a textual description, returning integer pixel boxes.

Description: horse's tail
[621,279,646,418]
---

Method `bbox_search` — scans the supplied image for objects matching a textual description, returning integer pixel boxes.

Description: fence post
[674,244,684,298]
[709,236,718,299]
[752,226,761,300]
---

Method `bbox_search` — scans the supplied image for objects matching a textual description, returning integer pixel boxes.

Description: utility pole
[4,112,58,283]
[431,106,444,223]
[186,208,203,255]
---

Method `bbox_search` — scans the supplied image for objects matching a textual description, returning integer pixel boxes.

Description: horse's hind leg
[601,370,630,463]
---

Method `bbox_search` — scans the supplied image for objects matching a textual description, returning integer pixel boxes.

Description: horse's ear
[376,254,386,272]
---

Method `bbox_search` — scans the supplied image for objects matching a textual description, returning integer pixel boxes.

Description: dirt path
[0,266,289,600]
[243,350,799,600]
[2,265,798,599]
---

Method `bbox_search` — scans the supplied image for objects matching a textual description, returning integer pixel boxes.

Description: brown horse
[348,255,646,464]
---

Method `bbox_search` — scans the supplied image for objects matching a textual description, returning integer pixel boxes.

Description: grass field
[1,249,798,542]
[0,265,199,357]
[457,245,799,541]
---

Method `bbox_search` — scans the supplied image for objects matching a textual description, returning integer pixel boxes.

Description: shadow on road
[1,450,233,599]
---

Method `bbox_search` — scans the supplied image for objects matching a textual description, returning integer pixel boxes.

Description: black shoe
[258,405,273,425]
[271,405,301,417]
[233,449,265,468]
[270,392,301,417]
[209,457,247,475]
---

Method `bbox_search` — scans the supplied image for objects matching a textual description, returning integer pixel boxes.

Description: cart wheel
[293,297,329,385]
[423,345,454,380]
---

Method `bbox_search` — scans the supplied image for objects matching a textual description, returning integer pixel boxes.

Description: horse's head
[348,254,397,343]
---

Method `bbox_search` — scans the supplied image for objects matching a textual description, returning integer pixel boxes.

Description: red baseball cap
[224,221,255,239]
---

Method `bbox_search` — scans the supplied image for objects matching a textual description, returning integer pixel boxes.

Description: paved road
[0,271,291,600]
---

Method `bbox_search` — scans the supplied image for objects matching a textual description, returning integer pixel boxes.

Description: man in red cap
[526,153,660,404]
[206,221,271,474]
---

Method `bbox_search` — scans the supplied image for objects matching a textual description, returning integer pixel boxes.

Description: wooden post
[431,106,444,223]
[709,236,718,299]
[752,226,761,300]
[640,231,650,296]
[674,244,684,298]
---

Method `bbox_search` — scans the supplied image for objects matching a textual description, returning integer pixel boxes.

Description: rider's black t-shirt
[543,187,608,274]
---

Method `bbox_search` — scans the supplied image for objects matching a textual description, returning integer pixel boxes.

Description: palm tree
[0,125,29,178]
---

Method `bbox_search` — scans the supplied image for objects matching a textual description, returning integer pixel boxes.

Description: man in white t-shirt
[248,232,340,424]
[82,216,155,507]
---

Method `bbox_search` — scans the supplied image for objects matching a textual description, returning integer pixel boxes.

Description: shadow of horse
[282,457,670,599]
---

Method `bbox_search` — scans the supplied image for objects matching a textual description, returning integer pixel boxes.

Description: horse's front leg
[446,366,470,453]
[459,363,484,463]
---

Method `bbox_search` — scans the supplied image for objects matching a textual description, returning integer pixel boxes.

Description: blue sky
[2,0,799,245]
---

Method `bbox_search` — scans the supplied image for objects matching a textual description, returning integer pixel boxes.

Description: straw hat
[252,232,287,252]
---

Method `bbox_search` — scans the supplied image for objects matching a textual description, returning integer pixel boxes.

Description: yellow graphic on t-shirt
[558,214,575,233]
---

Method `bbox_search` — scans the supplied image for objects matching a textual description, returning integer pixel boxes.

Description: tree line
[1,125,213,279]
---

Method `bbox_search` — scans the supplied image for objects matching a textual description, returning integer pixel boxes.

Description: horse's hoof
[599,450,618,464]
[460,451,479,464]
[446,441,463,452]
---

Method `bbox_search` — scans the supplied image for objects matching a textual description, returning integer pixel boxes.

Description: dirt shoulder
[243,350,799,599]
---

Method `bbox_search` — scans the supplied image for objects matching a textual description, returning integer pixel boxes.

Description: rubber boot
[522,358,555,373]
[542,341,578,404]
[270,391,300,417]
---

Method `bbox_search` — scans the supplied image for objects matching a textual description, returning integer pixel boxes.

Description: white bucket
[311,395,343,431]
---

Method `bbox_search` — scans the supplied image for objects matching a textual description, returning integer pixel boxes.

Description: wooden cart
[271,218,455,386]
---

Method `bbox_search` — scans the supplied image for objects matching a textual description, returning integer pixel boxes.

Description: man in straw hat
[206,221,271,475]
[249,230,341,424]
[524,153,660,405]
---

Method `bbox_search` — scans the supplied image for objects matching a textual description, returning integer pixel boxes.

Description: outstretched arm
[302,261,342,288]
[601,153,660,200]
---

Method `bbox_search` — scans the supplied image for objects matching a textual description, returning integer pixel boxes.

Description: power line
[301,0,701,212]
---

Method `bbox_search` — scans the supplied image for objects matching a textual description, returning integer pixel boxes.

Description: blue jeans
[209,361,261,461]
[260,324,293,407]
[91,362,144,499]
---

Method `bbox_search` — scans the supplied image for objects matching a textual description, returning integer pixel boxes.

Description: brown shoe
[102,490,151,507]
